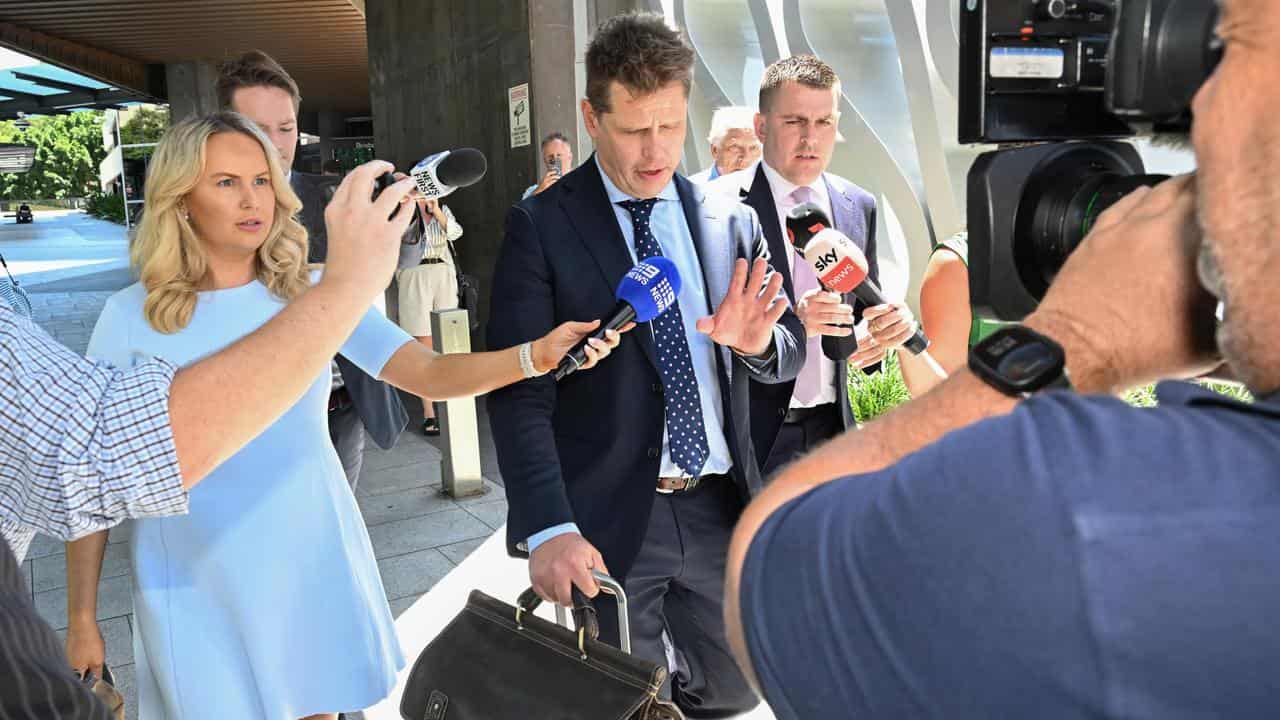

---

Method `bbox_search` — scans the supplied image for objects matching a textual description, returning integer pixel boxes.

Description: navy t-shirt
[741,381,1280,719]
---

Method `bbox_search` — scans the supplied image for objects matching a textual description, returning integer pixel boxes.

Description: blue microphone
[553,257,682,381]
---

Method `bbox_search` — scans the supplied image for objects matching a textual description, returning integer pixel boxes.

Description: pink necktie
[789,186,824,405]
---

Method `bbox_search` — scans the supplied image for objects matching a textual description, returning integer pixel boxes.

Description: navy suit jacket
[486,158,805,580]
[710,164,878,467]
[291,172,410,450]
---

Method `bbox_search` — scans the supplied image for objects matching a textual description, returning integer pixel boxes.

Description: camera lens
[1152,1,1222,113]
[1014,144,1166,295]
[1108,0,1221,120]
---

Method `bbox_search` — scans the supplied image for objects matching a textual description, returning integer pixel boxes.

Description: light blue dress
[86,278,411,719]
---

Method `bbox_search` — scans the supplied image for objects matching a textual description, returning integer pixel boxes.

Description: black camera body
[960,0,1220,320]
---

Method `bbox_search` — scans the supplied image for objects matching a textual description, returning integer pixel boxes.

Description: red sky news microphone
[801,227,932,356]
[785,203,855,362]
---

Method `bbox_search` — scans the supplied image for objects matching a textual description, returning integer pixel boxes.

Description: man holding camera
[523,131,575,199]
[725,0,1280,717]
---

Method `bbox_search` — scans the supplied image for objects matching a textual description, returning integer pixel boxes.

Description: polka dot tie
[620,198,709,478]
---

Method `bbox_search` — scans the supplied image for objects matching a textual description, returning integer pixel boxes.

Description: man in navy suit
[709,55,920,476]
[487,12,804,717]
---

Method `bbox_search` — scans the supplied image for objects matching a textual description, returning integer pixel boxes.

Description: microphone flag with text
[789,202,932,355]
[804,229,931,355]
[371,148,489,208]
[553,257,682,381]
[408,148,488,200]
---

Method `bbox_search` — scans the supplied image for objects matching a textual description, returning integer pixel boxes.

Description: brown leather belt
[657,476,700,494]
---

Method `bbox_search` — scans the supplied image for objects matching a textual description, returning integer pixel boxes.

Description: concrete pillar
[367,0,536,341]
[317,110,344,170]
[366,0,663,340]
[165,60,220,123]
[431,309,489,498]
[528,1,577,165]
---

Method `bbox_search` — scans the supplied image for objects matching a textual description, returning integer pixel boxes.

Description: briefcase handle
[515,570,631,655]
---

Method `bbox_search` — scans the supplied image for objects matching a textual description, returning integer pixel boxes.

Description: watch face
[971,326,1066,392]
[997,342,1060,384]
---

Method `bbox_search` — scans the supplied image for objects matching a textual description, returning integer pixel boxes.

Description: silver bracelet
[519,341,546,378]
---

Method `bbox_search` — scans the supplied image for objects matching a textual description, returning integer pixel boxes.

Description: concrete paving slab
[462,499,508,531]
[377,549,455,603]
[36,573,132,631]
[366,509,491,561]
[32,542,132,593]
[436,537,486,566]
[357,486,459,528]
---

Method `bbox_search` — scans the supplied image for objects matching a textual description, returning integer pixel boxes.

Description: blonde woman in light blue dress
[62,112,623,720]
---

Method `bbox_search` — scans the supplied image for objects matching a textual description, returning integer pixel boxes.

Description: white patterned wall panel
[663,0,1195,308]
[670,0,980,308]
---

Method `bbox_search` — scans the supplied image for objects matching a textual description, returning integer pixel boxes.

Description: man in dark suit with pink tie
[709,55,921,476]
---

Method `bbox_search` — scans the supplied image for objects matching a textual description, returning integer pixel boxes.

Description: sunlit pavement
[0,210,131,289]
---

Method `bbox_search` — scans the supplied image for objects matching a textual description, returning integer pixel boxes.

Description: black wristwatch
[968,325,1072,397]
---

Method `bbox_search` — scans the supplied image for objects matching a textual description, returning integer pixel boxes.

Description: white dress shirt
[759,160,838,408]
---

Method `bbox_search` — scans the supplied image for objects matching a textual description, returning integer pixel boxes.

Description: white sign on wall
[508,83,531,148]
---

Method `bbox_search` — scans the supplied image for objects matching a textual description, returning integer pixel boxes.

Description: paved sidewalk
[20,289,506,720]
[0,210,130,288]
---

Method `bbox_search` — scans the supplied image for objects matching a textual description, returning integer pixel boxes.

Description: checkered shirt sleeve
[0,304,187,561]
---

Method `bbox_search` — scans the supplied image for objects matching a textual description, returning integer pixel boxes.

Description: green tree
[120,105,168,159]
[0,111,106,200]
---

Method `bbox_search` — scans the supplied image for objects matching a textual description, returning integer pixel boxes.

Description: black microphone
[784,201,831,249]
[371,148,489,207]
[407,148,487,199]
[554,257,683,381]
[784,201,852,361]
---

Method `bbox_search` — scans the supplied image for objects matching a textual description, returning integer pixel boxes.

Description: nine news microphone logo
[626,263,677,311]
[650,278,677,310]
[628,262,661,284]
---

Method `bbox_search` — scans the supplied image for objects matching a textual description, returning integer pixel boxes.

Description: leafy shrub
[846,351,913,424]
[85,190,125,224]
[850,355,1254,423]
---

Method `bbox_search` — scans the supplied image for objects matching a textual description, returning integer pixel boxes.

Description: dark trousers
[0,540,112,718]
[594,477,759,719]
[762,402,844,477]
[328,398,366,489]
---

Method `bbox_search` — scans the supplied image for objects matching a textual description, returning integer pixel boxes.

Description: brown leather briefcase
[400,572,683,720]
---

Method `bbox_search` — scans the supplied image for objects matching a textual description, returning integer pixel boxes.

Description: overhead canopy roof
[0,64,141,118]
[0,0,370,114]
